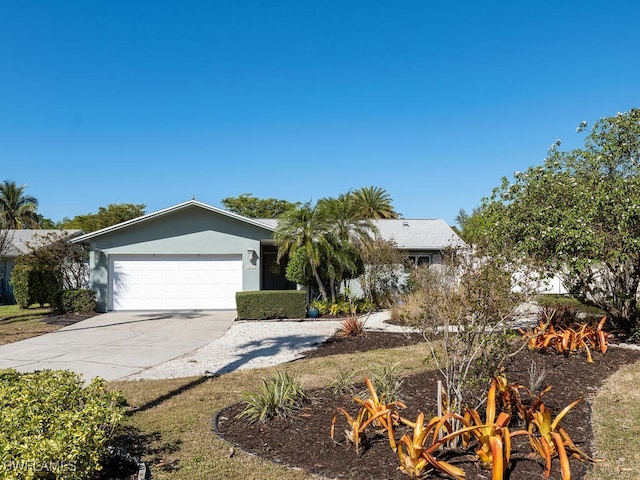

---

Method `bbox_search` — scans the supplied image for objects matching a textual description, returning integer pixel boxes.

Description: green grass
[0,304,55,345]
[586,358,640,480]
[108,343,433,480]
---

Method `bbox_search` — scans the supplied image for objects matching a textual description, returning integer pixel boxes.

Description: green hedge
[52,289,97,314]
[0,369,124,480]
[10,263,62,308]
[236,290,307,320]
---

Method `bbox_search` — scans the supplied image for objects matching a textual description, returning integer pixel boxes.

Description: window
[405,254,431,271]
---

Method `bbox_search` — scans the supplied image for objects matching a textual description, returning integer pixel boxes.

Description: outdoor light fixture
[247,249,257,269]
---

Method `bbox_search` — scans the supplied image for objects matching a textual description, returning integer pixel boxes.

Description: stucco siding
[87,206,270,311]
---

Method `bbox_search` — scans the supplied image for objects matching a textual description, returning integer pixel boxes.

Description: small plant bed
[43,311,98,326]
[216,346,640,480]
[302,331,425,360]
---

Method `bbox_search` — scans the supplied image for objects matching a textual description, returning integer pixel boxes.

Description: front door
[261,247,296,290]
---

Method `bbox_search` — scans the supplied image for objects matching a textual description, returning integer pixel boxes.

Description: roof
[375,219,464,250]
[257,218,464,250]
[2,229,83,257]
[72,199,276,243]
[70,200,464,250]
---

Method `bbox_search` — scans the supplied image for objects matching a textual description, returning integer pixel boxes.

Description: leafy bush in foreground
[0,369,124,480]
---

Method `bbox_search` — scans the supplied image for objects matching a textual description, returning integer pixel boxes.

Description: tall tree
[20,231,88,291]
[351,186,399,219]
[59,204,146,233]
[221,193,299,218]
[275,202,330,300]
[454,207,493,245]
[478,108,640,332]
[34,213,56,229]
[316,194,376,298]
[276,194,378,301]
[0,180,39,229]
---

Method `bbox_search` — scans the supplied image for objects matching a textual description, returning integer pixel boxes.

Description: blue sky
[2,1,639,225]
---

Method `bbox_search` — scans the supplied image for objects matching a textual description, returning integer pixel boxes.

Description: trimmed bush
[0,369,125,480]
[236,290,306,320]
[52,289,97,314]
[10,262,61,308]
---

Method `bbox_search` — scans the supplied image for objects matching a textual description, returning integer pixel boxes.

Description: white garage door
[110,255,242,310]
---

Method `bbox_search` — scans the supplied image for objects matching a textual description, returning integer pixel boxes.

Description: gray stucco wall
[87,206,272,312]
[0,258,15,304]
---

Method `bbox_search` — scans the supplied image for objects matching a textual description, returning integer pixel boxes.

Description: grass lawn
[108,343,433,480]
[0,304,55,345]
[587,358,640,480]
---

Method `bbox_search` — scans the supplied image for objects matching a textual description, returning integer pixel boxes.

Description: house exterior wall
[0,258,14,304]
[86,206,270,312]
[344,249,445,299]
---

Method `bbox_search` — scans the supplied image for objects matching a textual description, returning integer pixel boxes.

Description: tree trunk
[310,264,328,301]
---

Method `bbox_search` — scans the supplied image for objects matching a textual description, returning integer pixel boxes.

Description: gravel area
[125,312,411,380]
[124,307,548,381]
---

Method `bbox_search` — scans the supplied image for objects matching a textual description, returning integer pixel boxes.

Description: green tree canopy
[34,213,56,229]
[454,207,494,245]
[350,186,400,219]
[275,202,331,300]
[59,203,146,233]
[221,193,299,218]
[275,193,377,301]
[11,231,89,307]
[0,180,39,229]
[478,108,640,332]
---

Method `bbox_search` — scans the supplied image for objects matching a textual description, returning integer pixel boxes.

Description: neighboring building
[72,200,465,312]
[0,229,82,304]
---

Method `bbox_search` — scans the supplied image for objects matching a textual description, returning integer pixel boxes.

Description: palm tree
[275,194,385,301]
[317,194,378,299]
[0,180,39,229]
[318,193,377,245]
[352,186,399,219]
[274,202,331,300]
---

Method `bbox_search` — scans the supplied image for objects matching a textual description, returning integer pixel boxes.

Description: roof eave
[71,200,276,243]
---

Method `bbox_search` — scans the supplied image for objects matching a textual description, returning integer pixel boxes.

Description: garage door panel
[110,255,242,310]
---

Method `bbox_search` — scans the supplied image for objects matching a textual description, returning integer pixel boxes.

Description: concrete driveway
[0,310,235,381]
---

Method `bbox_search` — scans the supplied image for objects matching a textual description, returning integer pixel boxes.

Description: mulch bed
[42,312,98,326]
[216,332,640,480]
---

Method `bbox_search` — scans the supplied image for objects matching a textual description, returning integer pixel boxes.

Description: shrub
[310,298,330,315]
[396,249,527,414]
[236,290,306,320]
[355,298,377,313]
[10,262,61,308]
[237,371,308,422]
[0,369,124,480]
[336,315,367,338]
[327,369,359,396]
[52,289,97,314]
[369,362,404,403]
[536,294,606,317]
[329,300,351,316]
[357,238,408,307]
[309,297,377,317]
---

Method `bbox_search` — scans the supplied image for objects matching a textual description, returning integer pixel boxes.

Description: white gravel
[125,311,413,380]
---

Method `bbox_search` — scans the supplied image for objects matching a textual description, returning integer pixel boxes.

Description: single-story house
[0,229,83,304]
[71,200,465,312]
